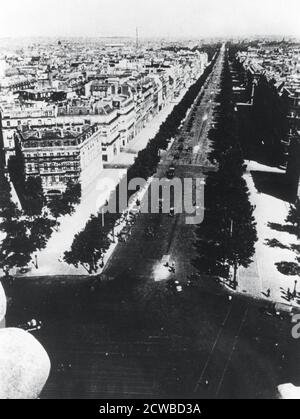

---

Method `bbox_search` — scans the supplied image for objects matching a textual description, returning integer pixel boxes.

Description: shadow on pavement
[267,223,297,236]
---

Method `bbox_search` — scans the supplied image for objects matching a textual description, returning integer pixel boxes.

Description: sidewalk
[237,160,299,305]
[123,87,188,154]
[19,167,127,277]
[108,86,193,168]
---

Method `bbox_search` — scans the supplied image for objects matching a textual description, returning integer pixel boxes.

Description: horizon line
[0,34,299,41]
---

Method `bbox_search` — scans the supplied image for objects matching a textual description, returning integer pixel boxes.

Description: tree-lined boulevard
[2,44,300,399]
[62,50,221,275]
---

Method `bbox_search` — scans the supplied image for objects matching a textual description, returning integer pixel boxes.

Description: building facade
[15,124,103,196]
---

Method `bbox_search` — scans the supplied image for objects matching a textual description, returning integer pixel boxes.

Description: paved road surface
[103,45,224,284]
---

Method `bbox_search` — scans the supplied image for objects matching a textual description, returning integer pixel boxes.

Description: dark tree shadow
[251,171,296,203]
[276,261,300,276]
[267,222,297,235]
[290,244,300,253]
[264,238,289,249]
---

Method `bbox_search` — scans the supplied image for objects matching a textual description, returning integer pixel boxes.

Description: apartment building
[0,101,57,153]
[14,124,103,195]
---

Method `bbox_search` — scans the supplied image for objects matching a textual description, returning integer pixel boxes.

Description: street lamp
[293,280,298,298]
[33,255,39,270]
[101,208,105,227]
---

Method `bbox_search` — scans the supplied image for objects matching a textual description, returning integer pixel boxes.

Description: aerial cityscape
[0,0,300,401]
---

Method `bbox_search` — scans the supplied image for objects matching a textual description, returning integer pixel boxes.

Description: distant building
[283,86,300,197]
[284,86,300,132]
[0,75,36,94]
[0,102,57,154]
[18,89,67,103]
[286,135,300,199]
[14,124,103,196]
[0,44,207,168]
[237,46,300,198]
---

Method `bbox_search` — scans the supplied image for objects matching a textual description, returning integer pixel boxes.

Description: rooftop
[18,123,96,144]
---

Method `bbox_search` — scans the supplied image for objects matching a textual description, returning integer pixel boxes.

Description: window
[6,121,10,127]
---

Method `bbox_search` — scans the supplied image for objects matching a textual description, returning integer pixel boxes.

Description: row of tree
[63,48,221,274]
[64,212,117,274]
[252,75,288,165]
[0,166,81,276]
[230,47,288,166]
[8,150,45,217]
[194,51,258,288]
[47,181,81,219]
[0,172,57,275]
[127,53,219,182]
[8,146,82,219]
[275,200,300,277]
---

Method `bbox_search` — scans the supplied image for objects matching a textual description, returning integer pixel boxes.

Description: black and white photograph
[0,0,300,402]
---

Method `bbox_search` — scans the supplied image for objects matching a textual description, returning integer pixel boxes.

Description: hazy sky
[1,0,299,39]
